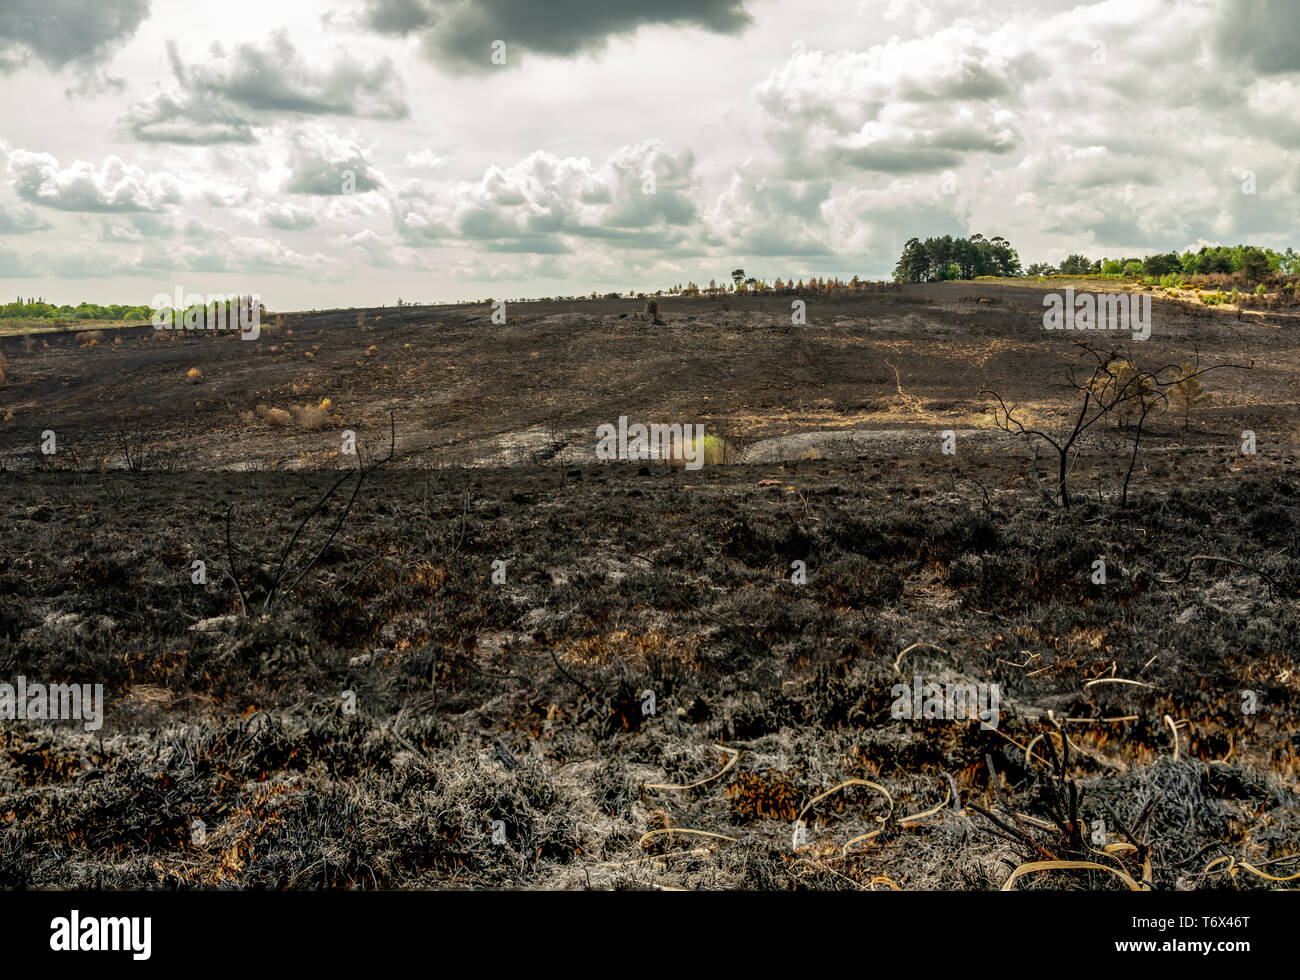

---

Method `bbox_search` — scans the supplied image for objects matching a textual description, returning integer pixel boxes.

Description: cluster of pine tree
[892,234,1022,282]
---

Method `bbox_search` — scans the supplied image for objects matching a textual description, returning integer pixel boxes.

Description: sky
[0,0,1297,310]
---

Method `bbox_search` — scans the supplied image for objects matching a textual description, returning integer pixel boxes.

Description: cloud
[1216,0,1300,75]
[393,140,700,250]
[7,150,184,212]
[119,31,407,144]
[361,0,752,71]
[330,228,430,269]
[120,89,258,145]
[275,124,388,195]
[751,35,1027,177]
[0,201,53,234]
[0,0,148,72]
[404,149,446,169]
[236,199,319,231]
[704,172,834,257]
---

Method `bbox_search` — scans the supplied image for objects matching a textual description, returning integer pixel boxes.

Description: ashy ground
[0,283,1297,889]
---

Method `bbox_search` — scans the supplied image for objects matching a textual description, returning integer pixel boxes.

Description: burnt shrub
[720,516,814,568]
[820,556,904,606]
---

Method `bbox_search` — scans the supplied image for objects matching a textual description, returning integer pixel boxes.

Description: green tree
[893,238,929,282]
[1240,247,1270,283]
[1142,252,1181,277]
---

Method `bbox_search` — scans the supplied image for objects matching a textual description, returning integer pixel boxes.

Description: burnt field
[0,282,1298,890]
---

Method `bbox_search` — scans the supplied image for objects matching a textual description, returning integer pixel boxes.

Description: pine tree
[1090,359,1157,430]
[1170,363,1211,431]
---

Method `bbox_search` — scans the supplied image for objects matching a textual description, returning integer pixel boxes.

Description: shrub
[690,433,731,465]
[256,404,292,426]
[186,367,202,383]
[0,351,6,386]
[1170,364,1211,430]
[645,298,662,324]
[75,331,100,347]
[291,398,332,430]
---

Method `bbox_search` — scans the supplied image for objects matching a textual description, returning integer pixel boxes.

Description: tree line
[1023,245,1299,282]
[0,299,156,321]
[892,239,1299,284]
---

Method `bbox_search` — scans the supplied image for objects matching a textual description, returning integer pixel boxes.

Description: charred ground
[1,282,1297,889]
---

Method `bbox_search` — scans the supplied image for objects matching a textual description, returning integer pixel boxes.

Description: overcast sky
[1,0,1297,309]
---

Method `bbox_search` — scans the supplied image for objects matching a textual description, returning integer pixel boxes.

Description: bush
[291,398,332,430]
[692,433,731,464]
[256,404,292,426]
[74,331,100,347]
[645,298,662,324]
[0,351,6,385]
[186,367,202,383]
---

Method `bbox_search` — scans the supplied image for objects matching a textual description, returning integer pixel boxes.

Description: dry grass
[256,404,293,426]
[186,367,203,384]
[290,398,332,430]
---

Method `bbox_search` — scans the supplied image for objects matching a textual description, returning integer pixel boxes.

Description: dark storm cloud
[193,31,407,117]
[1216,0,1300,75]
[0,0,148,71]
[361,0,751,70]
[119,32,407,144]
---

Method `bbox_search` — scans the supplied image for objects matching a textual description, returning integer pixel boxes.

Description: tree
[1169,363,1211,430]
[1058,254,1093,276]
[1091,359,1157,431]
[985,236,1022,276]
[730,269,745,287]
[985,344,1243,508]
[1142,252,1181,277]
[893,234,1020,282]
[1240,247,1270,283]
